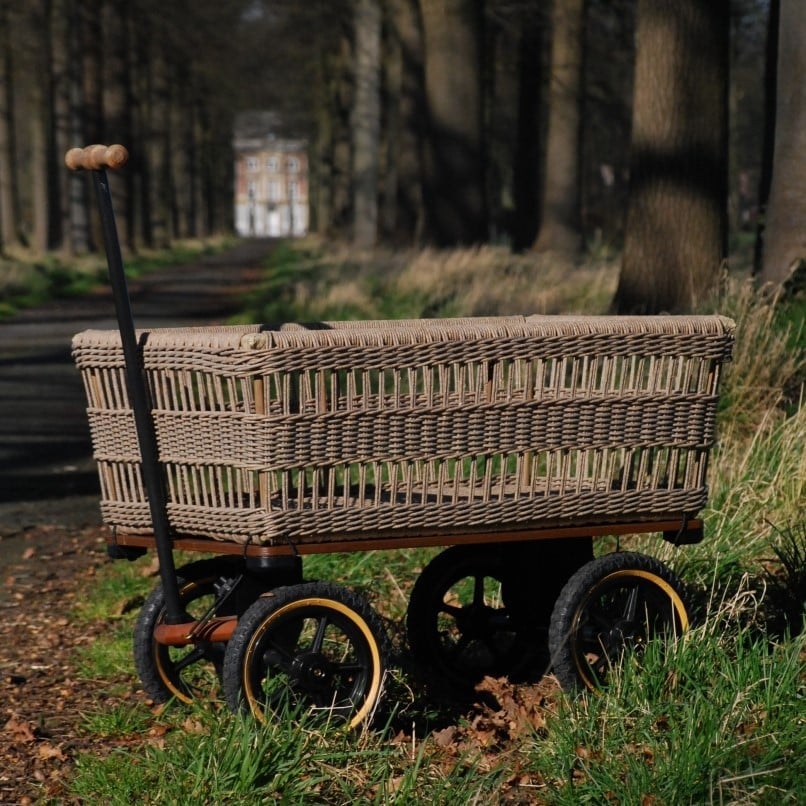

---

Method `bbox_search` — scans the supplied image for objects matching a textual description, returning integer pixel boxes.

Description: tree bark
[419,0,487,245]
[615,0,729,314]
[352,0,382,248]
[0,0,20,250]
[759,0,806,286]
[102,0,132,249]
[388,0,425,244]
[66,0,90,253]
[322,32,354,239]
[29,1,50,253]
[51,0,71,252]
[534,0,585,255]
[512,21,545,251]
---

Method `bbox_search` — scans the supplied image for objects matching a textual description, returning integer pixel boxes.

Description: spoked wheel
[223,582,389,730]
[134,557,241,704]
[406,545,532,687]
[548,552,689,692]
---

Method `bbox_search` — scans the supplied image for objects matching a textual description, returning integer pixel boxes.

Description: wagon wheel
[548,552,689,692]
[133,557,241,704]
[222,582,389,730]
[406,545,536,687]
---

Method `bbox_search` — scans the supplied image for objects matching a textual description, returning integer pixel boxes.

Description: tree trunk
[512,21,545,251]
[352,0,382,248]
[102,0,131,249]
[419,0,487,245]
[534,0,585,254]
[388,0,425,244]
[51,0,71,252]
[146,45,172,247]
[29,1,50,253]
[615,0,729,314]
[331,33,354,238]
[313,50,334,236]
[759,0,806,286]
[380,13,401,242]
[0,0,20,250]
[80,0,104,251]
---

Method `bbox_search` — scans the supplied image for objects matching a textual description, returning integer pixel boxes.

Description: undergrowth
[0,238,231,321]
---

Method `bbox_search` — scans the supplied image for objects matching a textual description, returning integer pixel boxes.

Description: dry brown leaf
[432,726,456,748]
[37,743,66,762]
[181,717,206,735]
[4,717,36,743]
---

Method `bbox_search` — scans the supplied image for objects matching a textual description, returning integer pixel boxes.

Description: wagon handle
[65,144,129,171]
[66,142,190,626]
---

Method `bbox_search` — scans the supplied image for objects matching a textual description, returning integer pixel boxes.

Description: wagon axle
[153,616,237,647]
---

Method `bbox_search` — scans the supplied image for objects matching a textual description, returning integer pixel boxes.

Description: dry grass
[395,246,618,315]
[263,239,619,322]
[714,278,805,443]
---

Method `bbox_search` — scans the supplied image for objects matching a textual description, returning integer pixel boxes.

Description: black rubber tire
[548,552,689,692]
[133,557,241,704]
[406,545,532,687]
[222,582,389,730]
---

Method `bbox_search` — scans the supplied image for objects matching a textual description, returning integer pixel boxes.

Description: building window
[288,180,299,200]
[266,156,279,173]
[246,157,258,172]
[248,181,257,199]
[287,157,300,173]
[268,180,281,201]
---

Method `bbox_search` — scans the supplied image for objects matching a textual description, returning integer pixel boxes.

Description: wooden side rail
[106,518,704,559]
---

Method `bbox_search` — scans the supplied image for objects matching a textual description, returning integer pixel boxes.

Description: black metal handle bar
[67,146,189,626]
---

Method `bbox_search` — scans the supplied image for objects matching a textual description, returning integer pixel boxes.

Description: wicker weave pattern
[72,315,734,545]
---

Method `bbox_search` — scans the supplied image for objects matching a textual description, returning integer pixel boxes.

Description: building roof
[233,110,307,153]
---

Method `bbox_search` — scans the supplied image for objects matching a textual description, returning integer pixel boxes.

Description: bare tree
[382,0,425,244]
[615,0,729,313]
[419,0,487,245]
[0,0,20,250]
[759,0,805,287]
[352,0,382,247]
[534,0,585,255]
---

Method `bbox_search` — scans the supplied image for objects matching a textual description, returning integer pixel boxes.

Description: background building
[233,112,309,237]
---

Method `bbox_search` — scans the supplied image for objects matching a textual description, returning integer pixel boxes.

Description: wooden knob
[65,144,129,171]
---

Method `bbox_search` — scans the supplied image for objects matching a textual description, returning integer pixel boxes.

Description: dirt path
[0,239,274,803]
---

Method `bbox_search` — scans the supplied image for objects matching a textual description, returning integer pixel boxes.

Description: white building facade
[234,131,309,238]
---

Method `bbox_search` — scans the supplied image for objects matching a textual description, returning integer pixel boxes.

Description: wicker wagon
[68,145,734,727]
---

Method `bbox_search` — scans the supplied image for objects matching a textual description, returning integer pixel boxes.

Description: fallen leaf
[22,547,37,560]
[4,717,36,743]
[432,726,456,748]
[38,743,66,762]
[182,717,206,735]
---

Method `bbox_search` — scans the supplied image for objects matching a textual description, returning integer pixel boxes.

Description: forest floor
[0,239,275,804]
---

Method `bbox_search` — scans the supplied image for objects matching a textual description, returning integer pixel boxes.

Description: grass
[231,237,619,324]
[525,630,806,803]
[0,237,233,321]
[62,242,805,804]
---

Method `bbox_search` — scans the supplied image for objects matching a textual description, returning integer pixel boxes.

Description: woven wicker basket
[72,314,734,546]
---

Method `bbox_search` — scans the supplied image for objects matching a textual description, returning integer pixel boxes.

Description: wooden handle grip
[65,144,129,171]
